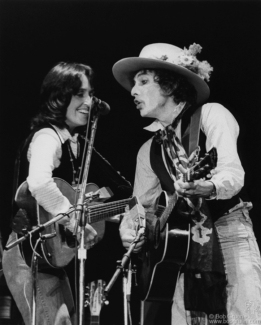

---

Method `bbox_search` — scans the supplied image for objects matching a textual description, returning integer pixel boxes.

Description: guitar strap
[182,106,202,157]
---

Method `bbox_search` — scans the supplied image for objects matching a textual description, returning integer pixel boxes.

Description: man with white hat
[113,43,261,324]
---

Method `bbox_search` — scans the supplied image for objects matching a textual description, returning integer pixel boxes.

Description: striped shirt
[26,126,78,216]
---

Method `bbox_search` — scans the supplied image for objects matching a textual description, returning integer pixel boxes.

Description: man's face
[65,74,93,132]
[131,70,169,119]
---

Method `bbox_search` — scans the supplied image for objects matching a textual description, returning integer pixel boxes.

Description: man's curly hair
[138,69,197,106]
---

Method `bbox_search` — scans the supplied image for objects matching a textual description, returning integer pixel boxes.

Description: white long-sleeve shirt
[26,126,78,217]
[133,103,245,209]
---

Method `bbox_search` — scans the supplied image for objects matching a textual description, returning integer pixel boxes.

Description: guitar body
[139,205,190,302]
[138,147,217,302]
[15,178,106,268]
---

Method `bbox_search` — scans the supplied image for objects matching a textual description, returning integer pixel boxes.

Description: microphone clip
[92,96,110,116]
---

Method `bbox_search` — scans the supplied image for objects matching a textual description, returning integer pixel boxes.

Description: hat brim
[112,57,210,105]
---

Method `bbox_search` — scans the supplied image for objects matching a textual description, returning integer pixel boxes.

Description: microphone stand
[6,226,59,325]
[125,260,136,325]
[31,233,56,325]
[104,227,144,325]
[73,109,101,325]
[5,208,76,251]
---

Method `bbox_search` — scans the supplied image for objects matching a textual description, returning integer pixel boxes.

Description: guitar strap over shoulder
[182,106,202,157]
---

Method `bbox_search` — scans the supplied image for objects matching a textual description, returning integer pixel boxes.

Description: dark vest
[11,125,84,267]
[13,125,84,199]
[149,120,245,221]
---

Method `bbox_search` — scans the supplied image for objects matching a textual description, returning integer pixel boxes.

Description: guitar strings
[88,204,127,219]
[87,199,130,209]
[86,202,165,223]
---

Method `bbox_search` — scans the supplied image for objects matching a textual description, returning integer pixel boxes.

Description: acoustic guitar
[139,147,217,302]
[14,178,135,268]
[14,178,157,268]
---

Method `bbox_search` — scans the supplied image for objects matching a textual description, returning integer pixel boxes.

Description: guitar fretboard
[87,198,130,224]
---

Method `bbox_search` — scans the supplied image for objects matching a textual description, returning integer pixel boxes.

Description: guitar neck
[87,198,131,224]
[87,198,165,225]
[159,194,178,231]
[90,315,100,325]
[157,148,218,230]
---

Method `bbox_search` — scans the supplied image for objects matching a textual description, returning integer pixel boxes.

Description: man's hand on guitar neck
[174,158,217,199]
[174,178,216,199]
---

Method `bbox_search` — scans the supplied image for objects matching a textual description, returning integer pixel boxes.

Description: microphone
[92,96,110,115]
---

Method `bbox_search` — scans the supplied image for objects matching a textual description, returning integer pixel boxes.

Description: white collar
[143,120,165,132]
[143,119,182,139]
[51,124,78,144]
[143,119,181,132]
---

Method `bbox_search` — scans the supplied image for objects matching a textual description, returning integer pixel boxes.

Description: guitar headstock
[190,147,217,181]
[85,279,107,316]
[85,187,114,203]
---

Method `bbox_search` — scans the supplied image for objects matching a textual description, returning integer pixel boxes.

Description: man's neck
[158,102,186,127]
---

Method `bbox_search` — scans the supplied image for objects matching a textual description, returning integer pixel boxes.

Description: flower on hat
[177,43,213,81]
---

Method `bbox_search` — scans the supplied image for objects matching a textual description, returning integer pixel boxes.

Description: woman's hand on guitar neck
[62,217,98,248]
[174,178,216,199]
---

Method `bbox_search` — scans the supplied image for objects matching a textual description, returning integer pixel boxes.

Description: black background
[0,0,261,324]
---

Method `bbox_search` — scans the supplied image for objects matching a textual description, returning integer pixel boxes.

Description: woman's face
[65,74,92,132]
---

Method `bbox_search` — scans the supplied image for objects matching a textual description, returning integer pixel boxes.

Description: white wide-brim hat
[112,43,211,105]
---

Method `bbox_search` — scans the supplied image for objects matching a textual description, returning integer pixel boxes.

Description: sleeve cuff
[206,180,217,200]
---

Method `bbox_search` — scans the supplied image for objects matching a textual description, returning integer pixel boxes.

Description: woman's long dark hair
[31,62,94,129]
